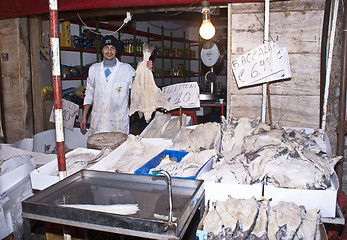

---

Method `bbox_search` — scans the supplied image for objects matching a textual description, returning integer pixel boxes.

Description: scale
[200,41,223,93]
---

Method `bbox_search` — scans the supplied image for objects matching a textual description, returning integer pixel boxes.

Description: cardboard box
[134,149,214,179]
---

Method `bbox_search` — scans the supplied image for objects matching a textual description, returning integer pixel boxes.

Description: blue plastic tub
[134,149,213,179]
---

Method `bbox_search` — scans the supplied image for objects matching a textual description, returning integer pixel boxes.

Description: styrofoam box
[30,148,100,190]
[204,127,338,218]
[134,149,214,179]
[204,174,337,218]
[264,172,338,218]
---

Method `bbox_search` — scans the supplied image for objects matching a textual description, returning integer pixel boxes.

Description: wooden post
[262,0,270,124]
[49,0,67,180]
[179,106,182,127]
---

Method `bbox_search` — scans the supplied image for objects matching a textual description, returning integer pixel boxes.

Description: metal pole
[261,0,270,123]
[336,0,347,193]
[322,0,340,130]
[49,0,67,180]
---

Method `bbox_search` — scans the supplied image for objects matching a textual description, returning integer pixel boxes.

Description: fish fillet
[140,111,171,138]
[294,208,320,240]
[248,201,269,240]
[61,203,139,215]
[226,196,259,239]
[215,200,237,230]
[203,207,223,235]
[173,122,221,151]
[129,43,170,121]
[267,201,302,240]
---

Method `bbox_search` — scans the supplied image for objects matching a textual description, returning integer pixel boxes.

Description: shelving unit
[60,20,200,86]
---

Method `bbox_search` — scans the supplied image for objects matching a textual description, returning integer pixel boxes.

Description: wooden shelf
[60,46,97,53]
[62,76,87,80]
[155,74,199,79]
[70,20,199,44]
[61,47,198,60]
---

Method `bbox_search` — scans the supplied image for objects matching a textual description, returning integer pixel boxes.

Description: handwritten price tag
[232,42,291,88]
[162,82,200,110]
[50,99,79,130]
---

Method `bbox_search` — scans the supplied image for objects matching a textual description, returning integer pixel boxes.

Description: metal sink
[199,92,218,101]
[22,170,205,240]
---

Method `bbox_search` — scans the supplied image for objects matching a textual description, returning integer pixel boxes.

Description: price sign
[50,99,79,130]
[162,82,200,110]
[231,42,291,88]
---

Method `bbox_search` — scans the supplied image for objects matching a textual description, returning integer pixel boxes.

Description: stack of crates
[60,21,72,47]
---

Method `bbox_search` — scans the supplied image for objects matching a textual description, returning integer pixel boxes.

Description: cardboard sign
[232,42,291,88]
[50,99,79,130]
[162,82,200,110]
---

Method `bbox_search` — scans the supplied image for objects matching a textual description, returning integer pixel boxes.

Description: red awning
[0,0,261,20]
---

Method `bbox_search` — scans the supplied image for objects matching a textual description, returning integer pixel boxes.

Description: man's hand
[80,104,91,135]
[147,60,153,71]
[80,118,87,135]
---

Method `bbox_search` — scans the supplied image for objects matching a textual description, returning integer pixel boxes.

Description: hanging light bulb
[199,0,215,40]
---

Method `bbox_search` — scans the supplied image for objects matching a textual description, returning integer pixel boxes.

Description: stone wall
[0,18,33,143]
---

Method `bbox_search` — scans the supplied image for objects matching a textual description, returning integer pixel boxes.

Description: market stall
[0,0,346,239]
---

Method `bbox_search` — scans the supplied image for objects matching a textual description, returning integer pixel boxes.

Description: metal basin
[199,92,218,101]
[22,170,205,240]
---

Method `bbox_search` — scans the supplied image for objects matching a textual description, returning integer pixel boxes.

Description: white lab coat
[83,59,136,136]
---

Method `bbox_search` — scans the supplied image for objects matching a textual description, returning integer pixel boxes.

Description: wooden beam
[29,16,46,133]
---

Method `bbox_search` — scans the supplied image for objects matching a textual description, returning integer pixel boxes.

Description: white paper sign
[261,46,291,83]
[162,82,200,110]
[50,99,79,130]
[232,42,291,88]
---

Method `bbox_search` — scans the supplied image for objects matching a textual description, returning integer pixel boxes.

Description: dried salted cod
[282,128,325,154]
[226,196,259,239]
[151,149,217,177]
[51,149,101,177]
[297,148,342,178]
[61,204,139,215]
[294,208,320,240]
[242,128,283,153]
[224,154,252,184]
[199,164,239,184]
[245,146,279,182]
[203,207,223,235]
[104,135,169,173]
[221,116,260,156]
[215,200,238,230]
[173,122,221,151]
[140,111,171,138]
[161,114,187,139]
[259,152,330,189]
[267,201,303,240]
[129,43,170,121]
[248,201,270,240]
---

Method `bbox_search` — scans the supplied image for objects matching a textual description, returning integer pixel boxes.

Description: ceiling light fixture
[199,0,215,40]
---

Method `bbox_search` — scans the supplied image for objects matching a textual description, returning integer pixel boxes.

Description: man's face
[102,45,116,60]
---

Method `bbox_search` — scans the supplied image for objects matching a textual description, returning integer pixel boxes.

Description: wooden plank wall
[0,18,34,143]
[227,0,325,128]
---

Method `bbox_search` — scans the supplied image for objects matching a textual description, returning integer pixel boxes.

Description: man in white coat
[80,35,151,136]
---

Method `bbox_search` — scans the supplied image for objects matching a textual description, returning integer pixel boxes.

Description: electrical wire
[77,12,126,36]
